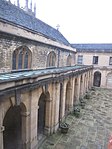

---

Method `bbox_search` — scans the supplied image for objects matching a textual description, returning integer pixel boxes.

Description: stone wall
[0,32,76,73]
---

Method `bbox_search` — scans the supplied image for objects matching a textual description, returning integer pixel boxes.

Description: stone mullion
[22,49,25,69]
[16,50,19,69]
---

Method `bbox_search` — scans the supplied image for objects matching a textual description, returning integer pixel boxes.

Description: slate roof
[0,65,85,83]
[71,44,112,52]
[0,0,70,46]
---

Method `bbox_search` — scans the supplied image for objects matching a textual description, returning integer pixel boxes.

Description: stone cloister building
[72,44,112,89]
[0,1,93,149]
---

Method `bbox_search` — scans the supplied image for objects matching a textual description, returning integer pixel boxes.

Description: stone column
[75,76,81,103]
[50,83,56,134]
[0,103,4,149]
[30,89,41,149]
[21,111,30,149]
[88,71,91,89]
[90,70,93,88]
[86,72,89,92]
[44,98,52,135]
[70,77,75,109]
[80,76,83,97]
[53,82,60,132]
[61,80,67,119]
[30,106,38,149]
[0,125,4,149]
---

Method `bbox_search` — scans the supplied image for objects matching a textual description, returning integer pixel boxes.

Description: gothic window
[12,46,32,70]
[67,54,72,66]
[77,55,83,64]
[47,51,56,67]
[109,57,112,65]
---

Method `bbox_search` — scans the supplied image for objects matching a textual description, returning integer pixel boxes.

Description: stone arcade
[0,0,93,148]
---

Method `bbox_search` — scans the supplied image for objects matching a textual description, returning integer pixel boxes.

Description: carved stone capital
[0,126,5,132]
[21,111,30,117]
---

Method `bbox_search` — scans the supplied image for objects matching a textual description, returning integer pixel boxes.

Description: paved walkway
[39,88,112,149]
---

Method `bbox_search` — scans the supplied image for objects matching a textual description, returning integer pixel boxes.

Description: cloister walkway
[40,88,112,149]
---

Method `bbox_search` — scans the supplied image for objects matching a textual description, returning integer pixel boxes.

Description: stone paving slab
[39,88,112,149]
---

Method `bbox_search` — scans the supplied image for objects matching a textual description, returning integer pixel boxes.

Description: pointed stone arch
[93,71,101,87]
[65,80,72,115]
[66,54,72,66]
[37,91,52,139]
[3,102,29,149]
[3,106,22,149]
[46,51,56,67]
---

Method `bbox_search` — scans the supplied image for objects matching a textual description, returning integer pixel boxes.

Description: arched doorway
[38,93,46,135]
[107,73,112,88]
[93,71,101,87]
[65,81,72,115]
[3,106,22,149]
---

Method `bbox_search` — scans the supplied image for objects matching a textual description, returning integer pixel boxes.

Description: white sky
[37,0,112,43]
[11,0,112,43]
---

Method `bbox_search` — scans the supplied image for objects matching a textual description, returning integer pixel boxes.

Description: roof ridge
[0,0,70,46]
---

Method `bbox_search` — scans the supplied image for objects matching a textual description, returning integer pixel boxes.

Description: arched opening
[12,46,32,70]
[46,51,56,67]
[3,106,22,149]
[67,54,72,66]
[65,81,72,115]
[93,71,101,87]
[38,93,46,135]
[106,73,112,88]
